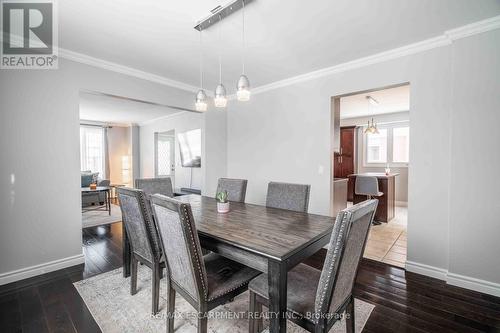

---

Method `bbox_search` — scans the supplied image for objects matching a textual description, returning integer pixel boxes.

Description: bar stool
[355,175,383,225]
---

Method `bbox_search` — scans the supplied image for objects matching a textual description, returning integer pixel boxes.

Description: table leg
[268,260,287,333]
[107,190,111,215]
[122,223,131,277]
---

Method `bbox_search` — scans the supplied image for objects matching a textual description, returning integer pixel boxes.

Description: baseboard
[447,272,500,297]
[0,253,85,286]
[406,261,500,297]
[405,260,448,280]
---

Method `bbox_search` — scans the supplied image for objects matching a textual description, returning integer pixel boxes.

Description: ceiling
[340,85,410,119]
[60,1,500,94]
[79,92,183,125]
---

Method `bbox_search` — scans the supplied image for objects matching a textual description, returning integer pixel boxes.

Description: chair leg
[152,263,161,314]
[197,315,208,333]
[130,257,138,295]
[166,285,176,333]
[346,296,355,333]
[256,302,263,333]
[249,291,263,333]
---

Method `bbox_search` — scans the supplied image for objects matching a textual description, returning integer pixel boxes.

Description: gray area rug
[82,204,122,229]
[74,266,374,333]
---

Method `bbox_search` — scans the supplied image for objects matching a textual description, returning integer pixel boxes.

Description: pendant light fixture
[364,96,379,134]
[195,30,208,112]
[364,118,380,134]
[236,0,250,101]
[214,14,228,108]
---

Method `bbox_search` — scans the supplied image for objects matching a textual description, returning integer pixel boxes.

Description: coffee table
[81,186,111,215]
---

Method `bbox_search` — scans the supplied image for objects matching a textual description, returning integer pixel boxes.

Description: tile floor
[362,205,407,268]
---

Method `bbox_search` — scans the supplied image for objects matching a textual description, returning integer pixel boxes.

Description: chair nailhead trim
[182,205,208,300]
[207,281,250,302]
[315,212,349,317]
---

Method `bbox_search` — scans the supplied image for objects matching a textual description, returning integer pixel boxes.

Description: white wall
[227,28,500,295]
[139,112,204,190]
[202,108,228,198]
[447,29,500,294]
[228,46,452,273]
[0,58,194,284]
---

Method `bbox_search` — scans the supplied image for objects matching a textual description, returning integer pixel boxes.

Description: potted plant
[216,190,230,213]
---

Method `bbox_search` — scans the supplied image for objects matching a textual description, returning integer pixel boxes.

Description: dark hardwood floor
[1,222,499,333]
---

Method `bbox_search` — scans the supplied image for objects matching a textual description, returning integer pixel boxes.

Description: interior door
[155,133,175,183]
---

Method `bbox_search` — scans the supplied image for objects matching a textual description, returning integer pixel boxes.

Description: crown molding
[138,110,189,126]
[251,15,500,96]
[445,15,500,40]
[251,35,450,95]
[59,48,200,93]
[58,15,500,99]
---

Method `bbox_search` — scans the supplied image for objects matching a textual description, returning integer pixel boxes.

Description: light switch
[318,165,324,175]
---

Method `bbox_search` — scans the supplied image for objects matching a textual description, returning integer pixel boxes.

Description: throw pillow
[81,174,93,187]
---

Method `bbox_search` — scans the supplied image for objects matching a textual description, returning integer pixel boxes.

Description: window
[392,127,410,163]
[366,129,387,163]
[80,126,104,176]
[364,123,410,166]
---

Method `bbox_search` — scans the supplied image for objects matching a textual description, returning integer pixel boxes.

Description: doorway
[331,83,410,268]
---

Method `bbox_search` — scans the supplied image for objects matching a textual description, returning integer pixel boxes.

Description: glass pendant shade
[214,83,227,108]
[195,89,208,112]
[364,121,370,134]
[236,74,251,101]
[364,118,379,134]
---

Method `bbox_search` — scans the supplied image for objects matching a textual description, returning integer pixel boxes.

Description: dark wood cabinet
[334,126,356,200]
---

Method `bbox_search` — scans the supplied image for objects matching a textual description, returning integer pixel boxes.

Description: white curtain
[103,127,110,180]
[80,126,105,178]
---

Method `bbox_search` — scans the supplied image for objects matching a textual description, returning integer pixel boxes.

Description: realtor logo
[1,0,58,69]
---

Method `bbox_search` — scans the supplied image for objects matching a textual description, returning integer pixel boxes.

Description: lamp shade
[195,89,208,112]
[236,74,251,101]
[214,83,227,108]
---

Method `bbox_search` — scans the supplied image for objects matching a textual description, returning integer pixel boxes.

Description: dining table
[122,195,335,333]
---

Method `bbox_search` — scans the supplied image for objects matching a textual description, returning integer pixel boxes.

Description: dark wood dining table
[122,195,335,333]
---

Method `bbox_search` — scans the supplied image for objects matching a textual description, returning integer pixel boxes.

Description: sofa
[81,171,110,206]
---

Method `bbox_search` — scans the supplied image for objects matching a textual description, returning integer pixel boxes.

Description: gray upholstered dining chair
[135,177,174,198]
[149,194,261,333]
[248,199,378,333]
[355,175,383,225]
[117,187,165,314]
[266,181,311,212]
[216,178,248,202]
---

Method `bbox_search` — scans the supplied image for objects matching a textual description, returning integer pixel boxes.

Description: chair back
[117,187,161,263]
[216,178,248,202]
[266,182,311,212]
[354,176,379,196]
[135,177,174,198]
[98,179,110,186]
[314,199,378,319]
[150,194,208,302]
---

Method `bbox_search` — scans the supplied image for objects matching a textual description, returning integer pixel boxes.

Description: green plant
[216,190,228,203]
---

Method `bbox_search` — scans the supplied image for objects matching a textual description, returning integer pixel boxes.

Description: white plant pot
[217,202,230,213]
